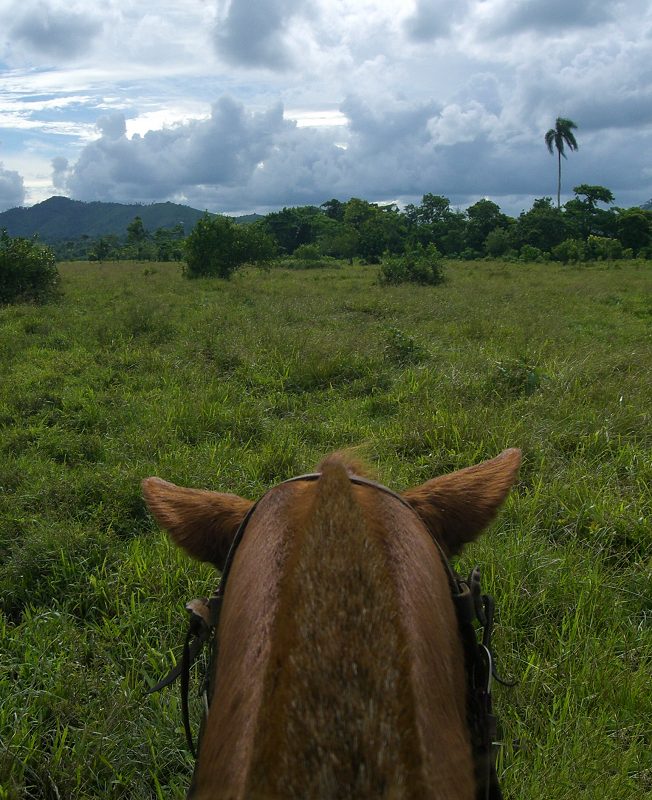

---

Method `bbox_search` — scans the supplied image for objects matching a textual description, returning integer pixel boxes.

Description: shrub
[586,235,623,261]
[0,230,59,304]
[383,326,428,365]
[484,227,512,257]
[293,243,321,262]
[379,243,445,286]
[552,238,587,264]
[519,244,545,262]
[184,214,275,279]
[460,247,481,261]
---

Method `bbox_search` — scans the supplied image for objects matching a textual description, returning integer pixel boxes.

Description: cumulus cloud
[0,164,25,211]
[213,0,312,70]
[403,0,469,42]
[427,101,500,146]
[51,157,69,191]
[6,1,103,62]
[481,0,613,37]
[342,94,439,151]
[55,78,652,215]
[97,113,127,140]
[64,97,295,203]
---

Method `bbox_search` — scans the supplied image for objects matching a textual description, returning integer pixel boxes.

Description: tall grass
[1,258,650,798]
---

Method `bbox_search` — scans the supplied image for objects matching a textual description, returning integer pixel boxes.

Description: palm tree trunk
[557,149,562,209]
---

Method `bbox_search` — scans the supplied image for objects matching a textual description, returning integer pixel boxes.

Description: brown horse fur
[142,448,521,800]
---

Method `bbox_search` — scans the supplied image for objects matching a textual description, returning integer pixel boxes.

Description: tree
[512,197,567,253]
[404,194,458,253]
[320,225,359,263]
[184,214,275,279]
[89,235,119,262]
[545,117,579,209]
[320,199,346,222]
[405,194,452,226]
[379,243,445,286]
[465,199,510,253]
[125,215,152,259]
[566,184,615,238]
[0,230,59,304]
[342,199,406,262]
[616,208,651,254]
[261,206,329,254]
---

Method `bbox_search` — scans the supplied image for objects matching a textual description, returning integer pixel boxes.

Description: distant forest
[2,188,652,264]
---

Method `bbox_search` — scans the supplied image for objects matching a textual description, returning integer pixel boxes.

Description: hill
[0,196,260,242]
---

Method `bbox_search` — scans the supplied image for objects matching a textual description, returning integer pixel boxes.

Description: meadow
[0,257,650,799]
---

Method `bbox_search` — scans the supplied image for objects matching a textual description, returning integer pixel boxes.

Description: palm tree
[545,117,579,209]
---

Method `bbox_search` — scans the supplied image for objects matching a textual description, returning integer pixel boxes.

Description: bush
[0,230,59,304]
[519,244,545,262]
[484,227,513,257]
[552,238,587,264]
[460,247,481,261]
[379,244,445,286]
[383,326,428,365]
[586,235,623,261]
[293,243,320,261]
[184,214,275,279]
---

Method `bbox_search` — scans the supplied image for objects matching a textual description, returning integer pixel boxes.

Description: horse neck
[194,466,473,800]
[242,465,423,798]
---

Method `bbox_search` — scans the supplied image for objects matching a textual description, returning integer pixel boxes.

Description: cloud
[0,163,25,211]
[57,81,652,216]
[51,157,69,191]
[427,101,500,146]
[482,0,614,37]
[403,0,469,42]
[64,96,293,203]
[213,0,311,70]
[341,94,439,150]
[6,2,103,63]
[97,113,127,140]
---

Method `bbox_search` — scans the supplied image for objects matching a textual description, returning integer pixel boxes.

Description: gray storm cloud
[0,164,25,211]
[8,2,102,61]
[65,97,294,204]
[213,0,311,70]
[59,93,564,211]
[403,0,470,42]
[483,0,614,37]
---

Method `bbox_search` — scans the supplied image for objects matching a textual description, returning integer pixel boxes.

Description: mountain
[641,199,652,210]
[0,196,260,242]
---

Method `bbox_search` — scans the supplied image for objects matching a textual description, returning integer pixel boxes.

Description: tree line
[3,183,651,303]
[250,187,651,266]
[180,185,650,280]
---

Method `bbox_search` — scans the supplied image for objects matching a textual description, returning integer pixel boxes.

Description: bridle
[148,473,508,800]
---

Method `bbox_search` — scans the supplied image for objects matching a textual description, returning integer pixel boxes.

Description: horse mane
[245,456,423,797]
[315,448,374,478]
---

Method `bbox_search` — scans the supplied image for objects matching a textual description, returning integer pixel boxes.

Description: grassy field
[1,257,650,799]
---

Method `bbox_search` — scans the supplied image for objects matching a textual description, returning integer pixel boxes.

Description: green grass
[1,258,651,798]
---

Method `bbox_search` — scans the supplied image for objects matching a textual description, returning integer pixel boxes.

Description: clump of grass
[490,356,544,397]
[383,326,428,366]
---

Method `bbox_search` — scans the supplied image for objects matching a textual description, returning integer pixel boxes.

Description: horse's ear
[142,478,253,569]
[402,449,521,556]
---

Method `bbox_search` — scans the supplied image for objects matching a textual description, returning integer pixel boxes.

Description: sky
[0,0,651,217]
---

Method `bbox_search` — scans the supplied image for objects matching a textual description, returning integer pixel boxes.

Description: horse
[143,448,521,799]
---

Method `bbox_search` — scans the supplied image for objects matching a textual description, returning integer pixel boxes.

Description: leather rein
[148,473,508,800]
